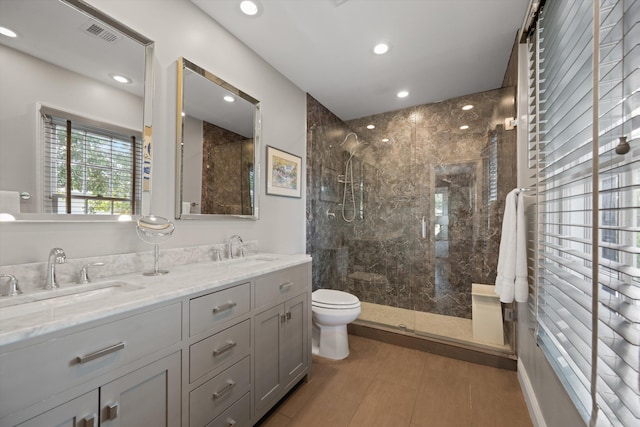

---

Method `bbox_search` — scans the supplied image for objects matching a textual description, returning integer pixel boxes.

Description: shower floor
[356,301,512,354]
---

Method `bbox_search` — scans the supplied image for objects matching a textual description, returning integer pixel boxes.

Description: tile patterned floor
[257,335,532,427]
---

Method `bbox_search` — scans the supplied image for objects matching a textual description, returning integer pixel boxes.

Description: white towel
[182,202,191,215]
[0,191,20,214]
[495,189,528,303]
[514,191,528,302]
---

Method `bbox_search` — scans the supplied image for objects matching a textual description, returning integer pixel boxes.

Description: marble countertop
[0,253,311,347]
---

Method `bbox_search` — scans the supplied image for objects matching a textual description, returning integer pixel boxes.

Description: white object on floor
[311,289,360,360]
[495,188,528,303]
[0,190,20,214]
[472,283,504,346]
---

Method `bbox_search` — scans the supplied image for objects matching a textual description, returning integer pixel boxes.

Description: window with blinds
[41,108,142,215]
[530,0,639,425]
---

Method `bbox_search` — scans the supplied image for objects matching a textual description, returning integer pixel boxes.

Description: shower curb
[348,323,517,371]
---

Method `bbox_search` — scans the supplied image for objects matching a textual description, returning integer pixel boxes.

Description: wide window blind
[41,108,142,215]
[532,0,639,425]
[596,0,639,424]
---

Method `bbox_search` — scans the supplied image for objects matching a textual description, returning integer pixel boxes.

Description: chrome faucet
[228,235,244,259]
[0,273,21,296]
[79,262,105,284]
[45,247,66,290]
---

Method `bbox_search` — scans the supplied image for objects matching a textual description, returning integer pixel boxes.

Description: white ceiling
[0,0,145,97]
[191,0,530,121]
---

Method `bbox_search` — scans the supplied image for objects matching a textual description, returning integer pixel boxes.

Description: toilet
[311,289,361,360]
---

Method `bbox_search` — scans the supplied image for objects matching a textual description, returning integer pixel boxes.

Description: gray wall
[0,0,307,266]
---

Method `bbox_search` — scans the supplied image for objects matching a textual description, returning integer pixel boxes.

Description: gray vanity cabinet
[16,390,98,427]
[1,258,312,427]
[186,282,253,427]
[99,351,181,426]
[17,352,180,427]
[253,265,310,418]
[0,303,182,427]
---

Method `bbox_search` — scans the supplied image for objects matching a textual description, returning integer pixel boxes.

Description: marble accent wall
[306,88,517,319]
[0,241,258,295]
[201,121,254,215]
[306,94,353,292]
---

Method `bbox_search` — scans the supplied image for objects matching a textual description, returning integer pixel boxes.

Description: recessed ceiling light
[382,138,390,142]
[366,124,375,129]
[460,125,470,130]
[373,43,389,55]
[462,104,474,110]
[111,74,131,84]
[224,95,235,102]
[240,0,260,16]
[0,26,17,38]
[397,90,409,98]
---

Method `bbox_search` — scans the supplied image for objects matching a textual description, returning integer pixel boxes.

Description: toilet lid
[312,289,360,308]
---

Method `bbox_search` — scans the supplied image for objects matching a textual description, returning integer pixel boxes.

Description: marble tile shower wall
[307,88,517,319]
[201,122,254,215]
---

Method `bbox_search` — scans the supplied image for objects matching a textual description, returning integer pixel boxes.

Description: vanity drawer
[205,392,251,427]
[190,356,251,427]
[255,264,308,308]
[190,319,250,383]
[190,282,251,337]
[0,302,181,419]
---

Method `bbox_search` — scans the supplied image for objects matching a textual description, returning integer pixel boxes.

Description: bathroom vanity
[0,254,311,427]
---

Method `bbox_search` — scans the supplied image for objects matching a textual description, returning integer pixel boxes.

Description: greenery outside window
[42,109,142,215]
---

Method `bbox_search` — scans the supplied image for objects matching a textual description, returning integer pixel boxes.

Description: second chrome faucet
[45,248,66,290]
[228,235,245,259]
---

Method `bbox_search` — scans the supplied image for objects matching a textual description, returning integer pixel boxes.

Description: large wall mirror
[0,0,154,221]
[176,57,260,220]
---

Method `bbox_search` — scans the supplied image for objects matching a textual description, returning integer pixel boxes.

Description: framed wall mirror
[0,0,154,221]
[176,57,261,220]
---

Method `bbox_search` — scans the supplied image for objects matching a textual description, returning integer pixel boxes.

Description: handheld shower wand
[338,132,358,222]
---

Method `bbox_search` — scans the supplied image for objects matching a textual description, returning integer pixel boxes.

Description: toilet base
[312,323,350,360]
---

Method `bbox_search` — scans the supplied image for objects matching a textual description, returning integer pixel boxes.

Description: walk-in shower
[306,87,518,357]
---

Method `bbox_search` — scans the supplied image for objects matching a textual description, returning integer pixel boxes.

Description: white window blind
[531,0,639,425]
[596,0,639,423]
[41,108,142,215]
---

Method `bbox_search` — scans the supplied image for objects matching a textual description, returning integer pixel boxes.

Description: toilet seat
[312,289,360,310]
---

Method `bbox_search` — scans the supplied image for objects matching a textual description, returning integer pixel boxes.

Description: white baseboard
[518,358,547,427]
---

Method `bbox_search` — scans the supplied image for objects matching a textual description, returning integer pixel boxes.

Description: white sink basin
[0,280,143,321]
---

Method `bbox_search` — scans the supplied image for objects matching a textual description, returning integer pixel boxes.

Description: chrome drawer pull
[83,415,96,427]
[213,341,237,356]
[226,417,237,426]
[212,379,236,399]
[76,342,125,364]
[212,301,237,314]
[105,403,119,420]
[279,281,293,291]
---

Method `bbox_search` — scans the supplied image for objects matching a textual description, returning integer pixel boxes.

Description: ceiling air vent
[80,20,122,44]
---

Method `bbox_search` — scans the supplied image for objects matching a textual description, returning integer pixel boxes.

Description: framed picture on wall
[266,145,302,198]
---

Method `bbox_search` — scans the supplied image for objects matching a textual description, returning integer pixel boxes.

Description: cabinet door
[254,304,283,413]
[17,390,98,427]
[100,352,181,427]
[282,293,308,390]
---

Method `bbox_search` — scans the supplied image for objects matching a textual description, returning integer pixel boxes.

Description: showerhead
[339,132,359,155]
